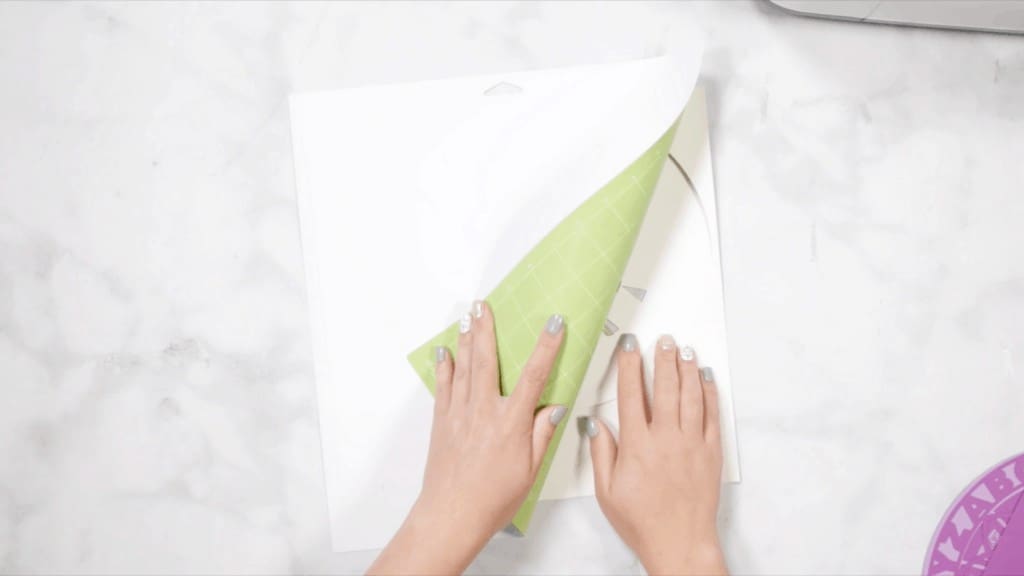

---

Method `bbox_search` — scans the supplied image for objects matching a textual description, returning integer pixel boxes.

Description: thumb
[584,416,617,495]
[531,405,567,474]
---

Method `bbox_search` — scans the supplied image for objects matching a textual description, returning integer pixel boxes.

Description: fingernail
[585,416,599,438]
[700,366,715,383]
[434,346,447,364]
[658,334,676,351]
[619,333,637,352]
[549,405,567,425]
[545,314,564,335]
[459,313,472,334]
[680,346,695,361]
[471,300,484,318]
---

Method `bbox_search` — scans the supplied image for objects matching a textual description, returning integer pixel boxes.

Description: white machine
[770,0,1024,34]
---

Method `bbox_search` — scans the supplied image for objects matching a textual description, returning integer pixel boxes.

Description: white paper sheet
[540,87,740,500]
[289,46,736,553]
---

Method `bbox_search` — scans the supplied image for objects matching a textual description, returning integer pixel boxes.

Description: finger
[511,314,565,408]
[616,333,648,439]
[530,404,568,474]
[700,366,721,444]
[469,300,499,402]
[652,334,681,428]
[584,416,617,498]
[678,345,704,436]
[433,346,453,413]
[452,311,474,404]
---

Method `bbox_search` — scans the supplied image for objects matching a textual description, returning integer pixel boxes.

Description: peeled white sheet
[289,43,736,553]
[540,87,740,500]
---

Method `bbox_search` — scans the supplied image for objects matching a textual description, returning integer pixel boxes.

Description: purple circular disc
[924,452,1024,576]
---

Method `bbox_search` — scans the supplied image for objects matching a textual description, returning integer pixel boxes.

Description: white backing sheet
[289,46,738,553]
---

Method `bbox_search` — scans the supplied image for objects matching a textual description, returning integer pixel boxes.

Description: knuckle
[681,431,702,448]
[683,403,703,419]
[654,372,678,389]
[473,354,495,372]
[435,361,452,378]
[522,363,550,387]
[617,361,642,382]
[524,366,548,389]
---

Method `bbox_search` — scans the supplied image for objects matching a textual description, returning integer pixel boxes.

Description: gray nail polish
[700,366,715,383]
[549,405,567,425]
[658,334,676,351]
[619,333,638,352]
[680,346,695,361]
[585,416,599,438]
[545,314,564,335]
[472,300,484,318]
[459,313,472,334]
[434,346,447,364]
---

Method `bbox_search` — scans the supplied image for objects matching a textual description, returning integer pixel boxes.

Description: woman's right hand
[584,334,728,576]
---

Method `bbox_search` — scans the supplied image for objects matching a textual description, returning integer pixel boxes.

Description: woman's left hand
[369,301,566,575]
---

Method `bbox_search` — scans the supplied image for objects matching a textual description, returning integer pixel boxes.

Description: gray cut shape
[621,284,647,302]
[484,81,524,96]
[502,523,524,537]
[602,318,619,336]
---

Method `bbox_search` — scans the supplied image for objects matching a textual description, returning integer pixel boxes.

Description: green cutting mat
[408,121,678,534]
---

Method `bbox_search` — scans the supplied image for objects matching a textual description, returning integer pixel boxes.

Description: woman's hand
[369,301,566,575]
[585,334,727,576]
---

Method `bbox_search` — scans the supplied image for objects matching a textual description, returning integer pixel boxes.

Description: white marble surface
[1,1,1023,574]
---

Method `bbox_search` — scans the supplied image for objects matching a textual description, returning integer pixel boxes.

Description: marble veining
[1,1,1023,574]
